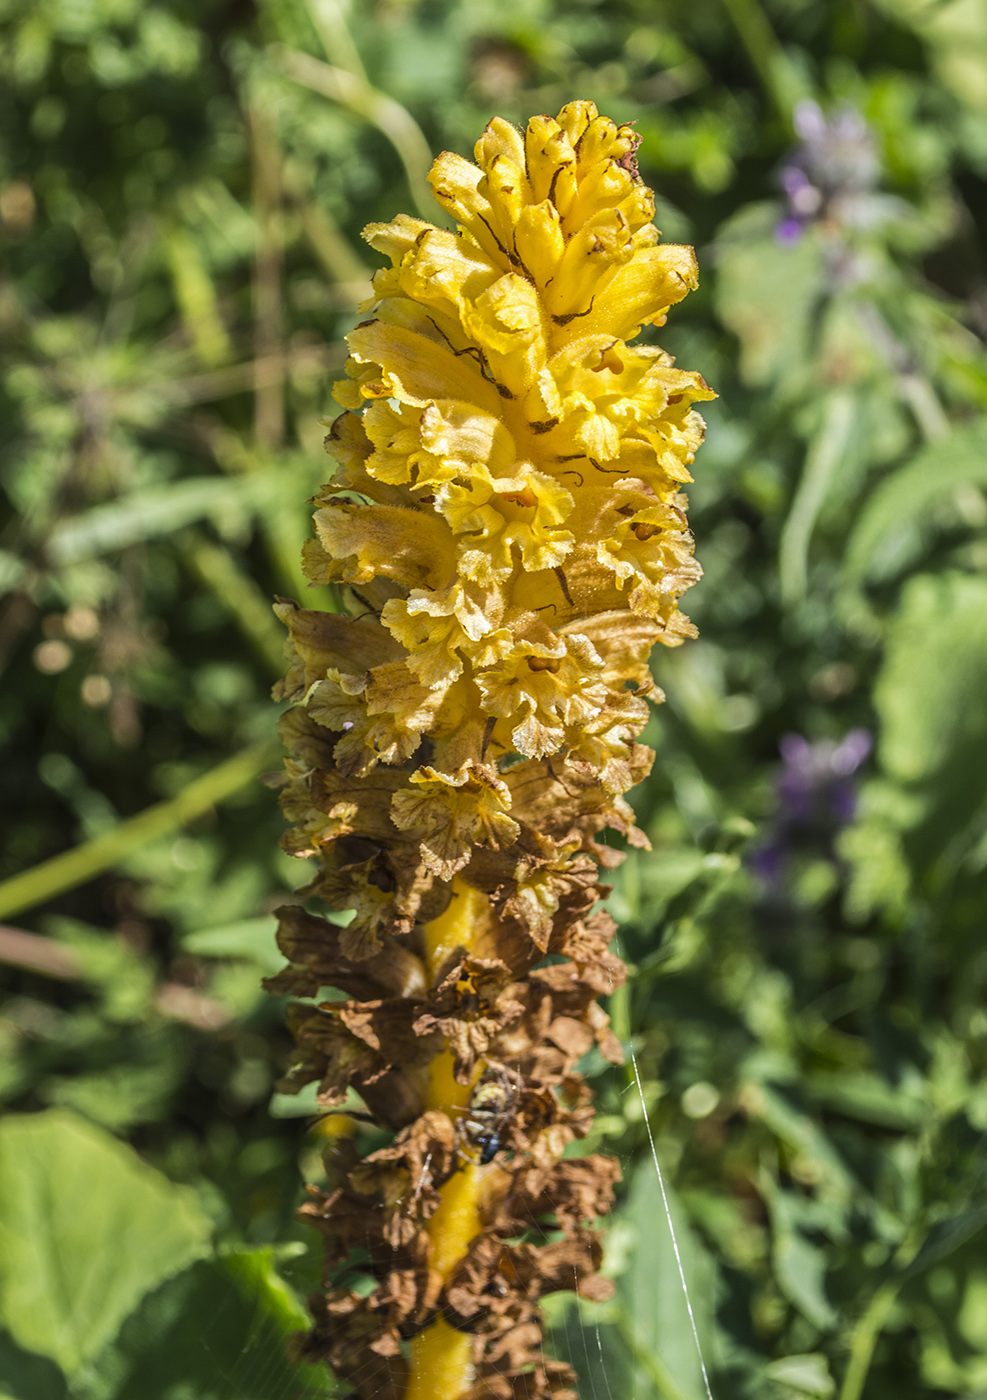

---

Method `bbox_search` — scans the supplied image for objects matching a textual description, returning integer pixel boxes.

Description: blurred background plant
[2,1,987,1397]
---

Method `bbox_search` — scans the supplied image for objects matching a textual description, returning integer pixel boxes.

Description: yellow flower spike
[274,100,712,1400]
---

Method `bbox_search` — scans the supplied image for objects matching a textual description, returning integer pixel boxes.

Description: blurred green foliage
[2,0,987,1397]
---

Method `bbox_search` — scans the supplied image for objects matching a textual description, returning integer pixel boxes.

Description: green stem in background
[249,103,285,452]
[0,742,277,922]
[274,45,436,221]
[203,428,339,604]
[295,198,373,306]
[609,977,631,1052]
[160,342,342,411]
[899,372,950,443]
[839,1219,933,1400]
[263,497,332,606]
[164,227,233,370]
[838,1279,898,1400]
[856,303,951,444]
[183,534,287,677]
[779,391,857,607]
[718,0,800,125]
[610,933,633,1085]
[304,0,369,81]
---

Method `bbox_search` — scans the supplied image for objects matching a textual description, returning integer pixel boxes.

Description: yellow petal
[513,201,565,286]
[427,151,511,271]
[391,763,520,878]
[556,99,600,148]
[347,318,505,415]
[474,116,527,173]
[362,212,432,262]
[313,500,455,588]
[542,210,635,323]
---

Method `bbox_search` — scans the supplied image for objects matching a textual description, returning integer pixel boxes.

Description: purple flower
[775,216,805,244]
[777,728,872,826]
[775,100,885,250]
[751,729,872,890]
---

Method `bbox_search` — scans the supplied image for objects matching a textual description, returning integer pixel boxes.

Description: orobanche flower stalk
[268,100,712,1400]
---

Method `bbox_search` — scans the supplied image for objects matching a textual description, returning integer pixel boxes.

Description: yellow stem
[406,1319,474,1400]
[405,878,490,1400]
[422,878,490,972]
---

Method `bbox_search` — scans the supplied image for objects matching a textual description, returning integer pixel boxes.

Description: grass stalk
[0,742,277,922]
[249,103,285,452]
[839,1279,899,1400]
[183,535,287,677]
[274,46,435,221]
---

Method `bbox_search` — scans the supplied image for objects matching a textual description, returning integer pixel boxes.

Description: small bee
[459,1068,521,1166]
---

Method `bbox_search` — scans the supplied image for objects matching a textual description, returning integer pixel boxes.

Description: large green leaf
[843,421,987,585]
[714,205,824,387]
[872,0,987,112]
[875,573,987,800]
[762,1183,837,1331]
[545,1299,635,1400]
[0,1330,67,1400]
[76,1250,330,1400]
[902,1206,987,1281]
[0,1111,212,1376]
[765,1352,836,1397]
[750,1079,855,1199]
[182,916,284,973]
[617,1157,720,1399]
[47,476,277,566]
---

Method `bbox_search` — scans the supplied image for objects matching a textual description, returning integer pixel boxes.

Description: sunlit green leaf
[76,1250,330,1400]
[714,207,824,387]
[48,477,278,567]
[875,574,987,845]
[0,1111,212,1375]
[903,1207,987,1281]
[843,422,987,585]
[766,1352,836,1397]
[182,916,283,972]
[617,1159,721,1399]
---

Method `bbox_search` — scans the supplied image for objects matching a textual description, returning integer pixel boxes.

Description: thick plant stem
[405,880,490,1400]
[406,1318,473,1400]
[422,879,490,972]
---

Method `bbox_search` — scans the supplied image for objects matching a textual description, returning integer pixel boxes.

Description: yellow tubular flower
[271,101,712,1400]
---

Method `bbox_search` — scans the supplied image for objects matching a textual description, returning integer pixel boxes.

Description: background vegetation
[3,1,987,1397]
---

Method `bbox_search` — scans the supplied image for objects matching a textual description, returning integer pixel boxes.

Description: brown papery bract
[269,99,712,1400]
